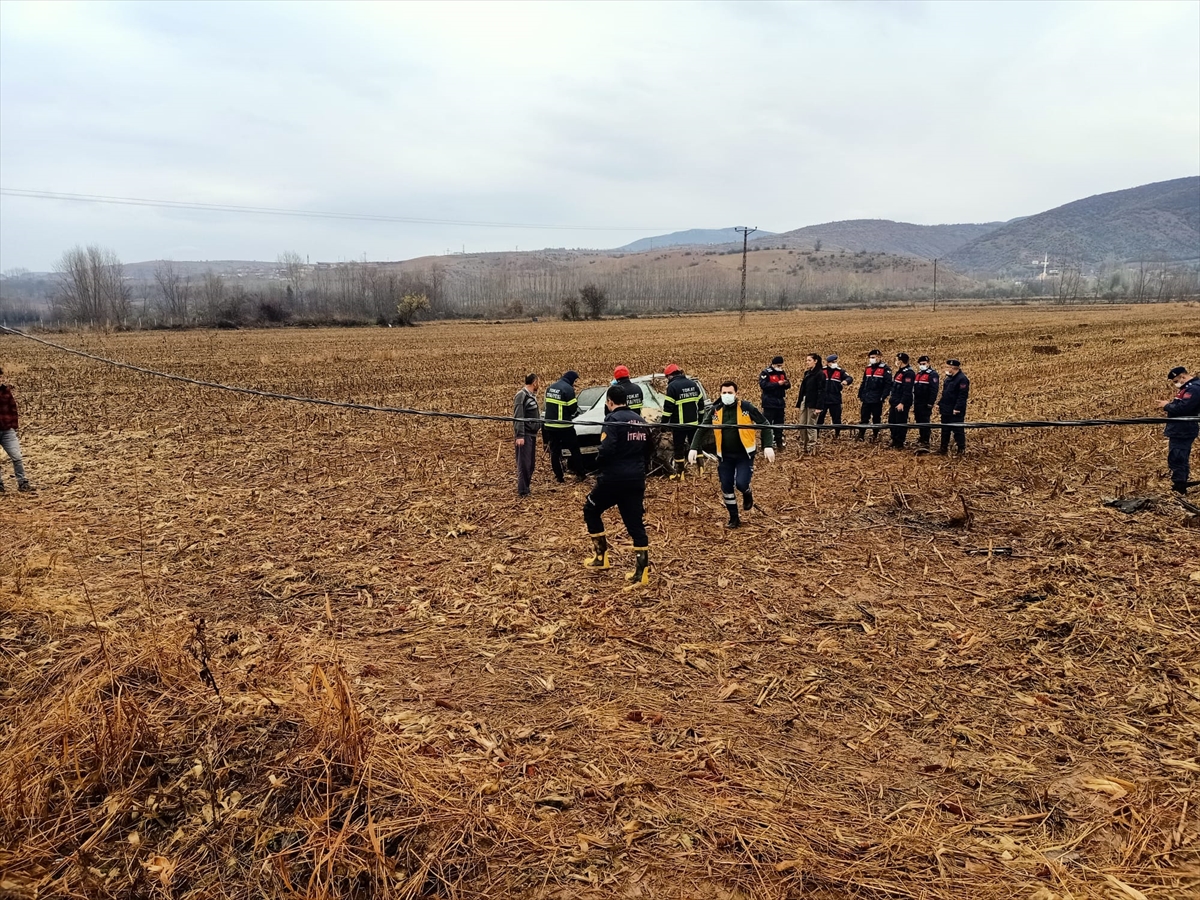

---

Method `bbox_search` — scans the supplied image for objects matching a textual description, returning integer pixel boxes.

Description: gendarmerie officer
[887,352,916,449]
[543,370,582,483]
[857,349,892,442]
[912,355,940,451]
[817,355,853,437]
[937,359,970,455]
[612,366,644,413]
[583,384,651,584]
[1158,366,1200,495]
[758,355,791,450]
[662,363,703,479]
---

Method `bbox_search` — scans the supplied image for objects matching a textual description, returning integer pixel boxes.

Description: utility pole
[736,226,757,324]
[933,258,938,311]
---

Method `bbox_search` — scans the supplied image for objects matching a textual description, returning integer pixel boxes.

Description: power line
[0,188,669,233]
[2,326,1195,434]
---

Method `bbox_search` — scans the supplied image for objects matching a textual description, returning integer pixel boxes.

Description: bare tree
[54,245,131,326]
[153,260,191,324]
[580,284,607,320]
[200,270,228,322]
[277,251,305,307]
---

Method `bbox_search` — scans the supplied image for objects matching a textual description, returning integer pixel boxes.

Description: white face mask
[721,393,736,405]
[869,358,879,366]
[919,364,929,371]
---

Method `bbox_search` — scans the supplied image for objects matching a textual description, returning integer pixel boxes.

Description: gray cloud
[1,0,1196,270]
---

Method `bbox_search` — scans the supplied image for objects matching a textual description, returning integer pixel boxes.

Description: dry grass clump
[2,305,1199,899]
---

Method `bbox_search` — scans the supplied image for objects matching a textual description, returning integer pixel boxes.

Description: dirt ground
[1,305,1198,900]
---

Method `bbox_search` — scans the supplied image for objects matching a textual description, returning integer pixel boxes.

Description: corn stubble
[1,305,1198,899]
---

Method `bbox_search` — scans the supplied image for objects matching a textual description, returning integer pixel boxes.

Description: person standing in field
[937,359,970,455]
[758,355,791,450]
[887,352,916,449]
[583,384,651,584]
[662,363,703,479]
[795,353,824,454]
[612,366,644,414]
[912,355,940,451]
[689,380,775,529]
[543,370,582,483]
[513,373,541,497]
[1158,365,1200,495]
[817,354,852,437]
[857,349,892,442]
[0,368,33,493]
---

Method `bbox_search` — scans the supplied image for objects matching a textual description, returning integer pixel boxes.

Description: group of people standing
[757,351,971,454]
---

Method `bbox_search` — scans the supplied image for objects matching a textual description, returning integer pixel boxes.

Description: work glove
[763,448,775,463]
[687,450,698,465]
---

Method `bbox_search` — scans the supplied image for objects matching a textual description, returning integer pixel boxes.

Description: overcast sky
[1,0,1197,270]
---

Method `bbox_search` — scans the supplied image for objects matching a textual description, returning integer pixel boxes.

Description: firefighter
[543,370,582,483]
[937,359,970,455]
[887,352,916,449]
[912,355,940,451]
[662,363,703,479]
[1158,366,1200,494]
[758,355,791,449]
[817,354,853,437]
[857,349,892,442]
[612,365,645,413]
[688,380,775,529]
[583,384,651,584]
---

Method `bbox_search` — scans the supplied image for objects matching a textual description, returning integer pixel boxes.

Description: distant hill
[759,220,1005,258]
[614,228,777,253]
[122,259,280,279]
[944,176,1200,275]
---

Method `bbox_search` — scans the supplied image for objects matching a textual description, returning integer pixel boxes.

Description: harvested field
[1,304,1199,900]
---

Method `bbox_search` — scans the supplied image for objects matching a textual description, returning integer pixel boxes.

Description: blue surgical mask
[721,393,736,405]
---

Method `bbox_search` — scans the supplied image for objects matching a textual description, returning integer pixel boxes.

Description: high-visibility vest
[543,395,577,428]
[712,403,758,455]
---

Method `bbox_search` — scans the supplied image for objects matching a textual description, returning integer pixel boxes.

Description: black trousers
[817,402,843,436]
[888,404,910,448]
[763,407,786,447]
[584,480,648,548]
[940,411,966,451]
[672,426,698,464]
[914,404,934,446]
[858,400,883,440]
[545,427,581,481]
[1168,436,1195,486]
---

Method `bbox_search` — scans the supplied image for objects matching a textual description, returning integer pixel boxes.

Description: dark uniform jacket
[512,388,541,437]
[820,366,853,406]
[758,367,791,409]
[858,363,892,403]
[1164,376,1200,440]
[595,407,648,483]
[663,373,702,424]
[614,377,644,412]
[0,385,18,431]
[913,368,940,408]
[889,365,915,408]
[938,371,970,417]
[543,378,578,429]
[797,367,824,409]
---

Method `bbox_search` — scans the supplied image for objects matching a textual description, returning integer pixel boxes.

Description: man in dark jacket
[818,354,853,437]
[887,352,916,449]
[512,373,541,496]
[689,381,775,529]
[612,366,644,413]
[758,356,791,449]
[912,355,940,451]
[0,367,32,493]
[937,359,969,455]
[583,384,651,584]
[857,350,892,442]
[795,353,824,454]
[662,363,703,479]
[1158,366,1200,494]
[543,370,582,483]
